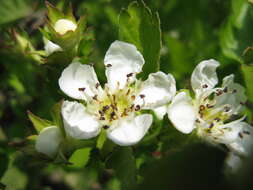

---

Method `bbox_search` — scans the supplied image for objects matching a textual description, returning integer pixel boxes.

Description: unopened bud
[54,19,77,35]
[35,126,62,157]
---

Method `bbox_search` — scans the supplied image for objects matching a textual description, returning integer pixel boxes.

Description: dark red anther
[78,87,86,91]
[126,73,134,77]
[135,105,141,111]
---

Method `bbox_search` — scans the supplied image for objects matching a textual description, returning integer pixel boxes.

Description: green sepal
[50,100,66,137]
[13,30,44,64]
[27,111,53,133]
[45,1,65,24]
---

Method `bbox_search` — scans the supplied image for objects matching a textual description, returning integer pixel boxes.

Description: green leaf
[68,148,91,169]
[219,0,250,62]
[241,64,253,103]
[0,0,33,25]
[27,111,53,133]
[118,0,161,78]
[241,47,253,103]
[106,147,136,190]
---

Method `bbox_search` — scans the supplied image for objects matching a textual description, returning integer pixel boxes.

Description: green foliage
[219,0,250,62]
[1,0,253,189]
[119,0,161,78]
[106,147,136,190]
[0,0,32,25]
[241,50,253,102]
[68,148,91,169]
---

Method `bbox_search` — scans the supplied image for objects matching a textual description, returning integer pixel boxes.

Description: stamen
[199,105,205,111]
[103,125,110,129]
[223,87,228,93]
[206,104,214,109]
[239,132,243,139]
[131,95,136,100]
[209,123,214,129]
[126,89,130,96]
[99,110,104,116]
[224,106,230,112]
[102,105,110,112]
[214,117,221,122]
[78,87,86,91]
[202,84,208,88]
[140,94,145,99]
[135,105,141,111]
[243,131,250,135]
[95,83,100,89]
[127,73,134,77]
[232,89,237,93]
[93,95,98,100]
[110,112,116,120]
[215,89,223,96]
[106,64,112,67]
[100,116,105,120]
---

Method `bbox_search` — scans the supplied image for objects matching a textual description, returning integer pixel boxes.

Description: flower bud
[35,126,62,157]
[54,19,77,35]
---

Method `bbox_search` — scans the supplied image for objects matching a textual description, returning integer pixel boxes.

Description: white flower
[54,19,77,35]
[168,59,253,154]
[35,126,62,157]
[59,40,176,146]
[43,38,62,56]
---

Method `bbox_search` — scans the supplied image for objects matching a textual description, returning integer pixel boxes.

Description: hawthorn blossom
[59,41,176,146]
[168,59,253,154]
[35,126,62,157]
[44,19,77,55]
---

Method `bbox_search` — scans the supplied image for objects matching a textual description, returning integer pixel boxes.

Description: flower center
[196,84,244,133]
[86,84,144,129]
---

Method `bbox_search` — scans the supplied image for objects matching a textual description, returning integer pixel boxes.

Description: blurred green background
[0,0,253,189]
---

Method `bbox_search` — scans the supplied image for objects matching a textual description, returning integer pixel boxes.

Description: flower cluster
[35,40,253,164]
[26,4,253,167]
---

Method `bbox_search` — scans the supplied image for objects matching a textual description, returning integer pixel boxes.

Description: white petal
[59,62,102,100]
[35,126,62,157]
[61,101,101,139]
[107,114,153,146]
[104,41,144,91]
[54,19,77,35]
[212,119,245,144]
[154,106,167,120]
[191,59,220,97]
[168,92,196,134]
[215,74,247,114]
[135,72,176,109]
[228,122,253,156]
[44,39,62,55]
